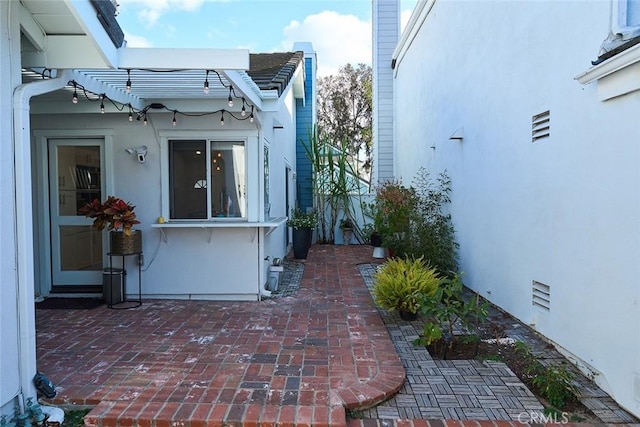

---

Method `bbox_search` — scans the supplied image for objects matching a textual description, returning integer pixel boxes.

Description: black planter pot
[398,310,418,321]
[292,227,313,259]
[370,232,383,247]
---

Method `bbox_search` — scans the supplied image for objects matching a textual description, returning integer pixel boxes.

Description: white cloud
[118,0,207,27]
[123,32,153,48]
[280,11,371,77]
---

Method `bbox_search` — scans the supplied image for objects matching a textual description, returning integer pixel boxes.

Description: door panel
[49,140,105,288]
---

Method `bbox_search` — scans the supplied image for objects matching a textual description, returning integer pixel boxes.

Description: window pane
[169,140,207,219]
[56,146,101,216]
[211,141,246,218]
[629,0,640,26]
[59,225,102,271]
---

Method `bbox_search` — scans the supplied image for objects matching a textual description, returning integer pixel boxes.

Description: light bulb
[249,114,254,123]
[203,80,209,94]
[128,112,133,122]
[125,70,131,93]
[228,96,233,108]
[143,115,148,126]
[100,102,105,114]
[241,105,246,116]
[72,91,78,104]
[172,112,177,126]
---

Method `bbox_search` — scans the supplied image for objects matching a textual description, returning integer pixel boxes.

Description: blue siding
[295,57,315,211]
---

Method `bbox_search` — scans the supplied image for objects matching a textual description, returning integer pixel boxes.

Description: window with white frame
[169,139,246,219]
[601,0,640,54]
[617,0,640,37]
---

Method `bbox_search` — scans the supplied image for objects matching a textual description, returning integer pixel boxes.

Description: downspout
[12,68,72,402]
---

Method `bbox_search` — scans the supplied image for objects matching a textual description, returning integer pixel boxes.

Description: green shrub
[372,257,440,314]
[514,341,577,409]
[381,169,458,275]
[414,273,488,347]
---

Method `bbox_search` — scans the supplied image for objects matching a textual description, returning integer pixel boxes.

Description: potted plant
[372,256,440,320]
[287,208,317,259]
[339,217,354,245]
[79,196,142,254]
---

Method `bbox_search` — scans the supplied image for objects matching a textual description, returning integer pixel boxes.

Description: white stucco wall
[392,0,640,417]
[30,106,292,300]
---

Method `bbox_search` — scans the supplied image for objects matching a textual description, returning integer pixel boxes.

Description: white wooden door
[48,139,105,289]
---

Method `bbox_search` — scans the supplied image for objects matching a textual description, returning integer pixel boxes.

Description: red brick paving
[36,245,616,427]
[36,245,403,427]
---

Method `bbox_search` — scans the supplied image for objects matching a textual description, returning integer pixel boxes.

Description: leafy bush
[372,257,440,314]
[374,169,458,275]
[414,273,488,347]
[514,341,577,409]
[286,209,318,229]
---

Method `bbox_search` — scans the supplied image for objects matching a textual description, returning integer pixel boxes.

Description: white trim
[392,0,436,76]
[575,41,640,84]
[118,48,250,71]
[33,130,115,294]
[158,130,259,222]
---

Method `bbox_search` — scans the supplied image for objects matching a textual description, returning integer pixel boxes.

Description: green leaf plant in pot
[287,209,318,259]
[79,196,142,254]
[372,256,440,320]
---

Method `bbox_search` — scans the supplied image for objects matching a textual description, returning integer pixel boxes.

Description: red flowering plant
[375,180,416,235]
[79,196,140,236]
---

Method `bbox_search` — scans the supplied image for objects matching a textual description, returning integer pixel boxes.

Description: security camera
[135,146,148,163]
[125,145,148,163]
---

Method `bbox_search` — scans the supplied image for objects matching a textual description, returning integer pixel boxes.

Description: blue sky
[116,0,418,76]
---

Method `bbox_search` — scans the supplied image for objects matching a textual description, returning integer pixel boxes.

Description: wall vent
[532,280,550,311]
[532,110,550,142]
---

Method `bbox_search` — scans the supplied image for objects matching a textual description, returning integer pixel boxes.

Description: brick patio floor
[36,245,404,427]
[35,245,636,427]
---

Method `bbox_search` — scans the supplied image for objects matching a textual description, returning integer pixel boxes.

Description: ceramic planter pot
[110,230,142,255]
[292,227,312,259]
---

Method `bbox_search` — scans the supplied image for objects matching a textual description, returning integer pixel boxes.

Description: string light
[227,86,234,107]
[125,69,131,93]
[72,83,78,104]
[203,70,209,94]
[67,79,257,127]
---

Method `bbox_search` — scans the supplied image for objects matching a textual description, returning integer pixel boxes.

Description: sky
[115,0,419,77]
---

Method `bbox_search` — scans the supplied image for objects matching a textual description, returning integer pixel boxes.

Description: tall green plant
[302,126,365,243]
